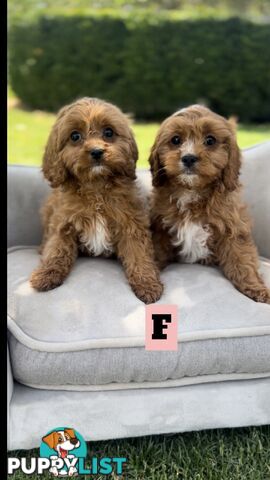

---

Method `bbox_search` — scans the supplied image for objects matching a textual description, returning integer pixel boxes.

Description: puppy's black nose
[70,437,78,445]
[90,148,104,161]
[182,154,198,168]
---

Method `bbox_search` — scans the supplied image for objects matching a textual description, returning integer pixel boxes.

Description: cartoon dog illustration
[42,428,80,477]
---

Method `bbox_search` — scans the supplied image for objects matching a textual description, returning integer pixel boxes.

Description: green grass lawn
[8,427,270,479]
[8,105,270,169]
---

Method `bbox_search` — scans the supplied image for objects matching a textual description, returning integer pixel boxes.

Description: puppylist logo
[8,427,127,477]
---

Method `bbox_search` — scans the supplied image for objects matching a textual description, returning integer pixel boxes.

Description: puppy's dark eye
[204,135,216,146]
[103,127,114,139]
[70,131,82,143]
[171,135,181,146]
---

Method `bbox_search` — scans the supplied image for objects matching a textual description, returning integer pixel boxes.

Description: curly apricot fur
[30,98,163,304]
[149,105,270,304]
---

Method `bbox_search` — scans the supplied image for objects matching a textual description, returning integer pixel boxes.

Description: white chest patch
[170,220,210,263]
[80,216,113,256]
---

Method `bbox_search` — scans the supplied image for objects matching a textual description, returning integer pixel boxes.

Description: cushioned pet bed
[8,247,270,391]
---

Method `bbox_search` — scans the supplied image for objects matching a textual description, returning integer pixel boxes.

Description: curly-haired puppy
[30,97,163,304]
[149,104,270,303]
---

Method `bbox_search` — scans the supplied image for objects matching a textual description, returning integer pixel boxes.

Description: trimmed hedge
[9,15,270,121]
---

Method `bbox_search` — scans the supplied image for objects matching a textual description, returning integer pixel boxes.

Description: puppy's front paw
[131,279,163,304]
[30,267,65,291]
[68,466,78,477]
[243,287,270,304]
[49,466,59,477]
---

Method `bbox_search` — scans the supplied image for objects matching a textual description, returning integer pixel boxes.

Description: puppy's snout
[182,154,198,168]
[90,148,104,161]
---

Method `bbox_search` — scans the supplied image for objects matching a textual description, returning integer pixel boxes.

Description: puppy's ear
[42,431,57,450]
[149,142,167,187]
[129,132,138,164]
[222,127,241,192]
[125,114,138,165]
[123,128,138,180]
[42,105,70,188]
[65,428,76,439]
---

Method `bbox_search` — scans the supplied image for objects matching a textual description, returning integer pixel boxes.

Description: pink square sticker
[145,304,178,351]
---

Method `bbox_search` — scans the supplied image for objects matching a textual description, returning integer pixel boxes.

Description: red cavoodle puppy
[30,97,163,304]
[149,104,270,303]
